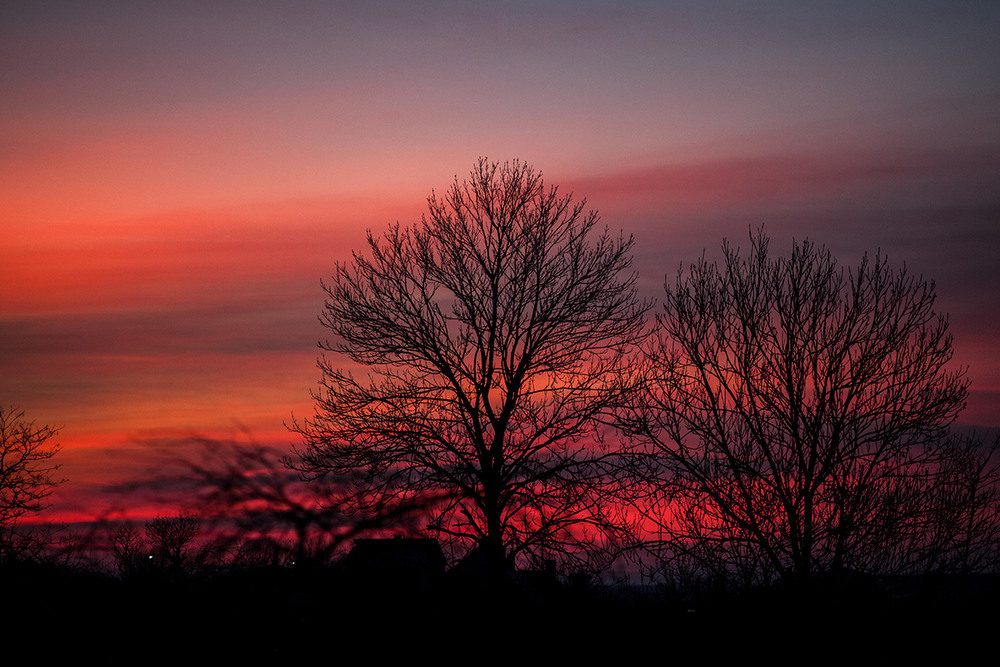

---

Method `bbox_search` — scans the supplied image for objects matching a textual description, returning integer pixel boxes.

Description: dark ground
[4,560,997,664]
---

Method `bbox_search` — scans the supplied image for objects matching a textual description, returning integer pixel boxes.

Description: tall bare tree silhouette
[291,158,649,576]
[618,231,977,593]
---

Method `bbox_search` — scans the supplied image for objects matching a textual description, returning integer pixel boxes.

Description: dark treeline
[3,159,1000,657]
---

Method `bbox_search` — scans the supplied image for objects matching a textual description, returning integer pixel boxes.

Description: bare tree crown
[620,231,973,587]
[293,158,649,571]
[0,406,62,529]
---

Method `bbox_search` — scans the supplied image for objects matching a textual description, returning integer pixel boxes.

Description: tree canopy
[0,406,62,560]
[618,231,975,590]
[292,158,649,574]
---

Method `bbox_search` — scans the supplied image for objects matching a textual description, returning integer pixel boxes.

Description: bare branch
[290,158,650,575]
[618,230,975,592]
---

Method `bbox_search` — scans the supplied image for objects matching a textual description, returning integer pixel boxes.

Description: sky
[2,0,1000,524]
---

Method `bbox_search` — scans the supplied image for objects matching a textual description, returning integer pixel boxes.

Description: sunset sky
[3,1,1000,523]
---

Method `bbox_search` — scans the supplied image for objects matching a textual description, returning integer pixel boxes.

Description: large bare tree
[291,158,648,575]
[619,231,973,592]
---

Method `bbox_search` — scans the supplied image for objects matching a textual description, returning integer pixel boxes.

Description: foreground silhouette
[291,158,649,577]
[3,537,998,662]
[619,231,999,593]
[4,159,1000,659]
[0,406,63,561]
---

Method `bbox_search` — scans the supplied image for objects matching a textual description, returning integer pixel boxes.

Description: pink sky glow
[3,1,999,523]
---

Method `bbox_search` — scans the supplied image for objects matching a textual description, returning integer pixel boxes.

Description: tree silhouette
[145,512,199,578]
[911,431,1000,579]
[291,158,648,576]
[108,522,141,576]
[0,406,63,560]
[618,231,972,592]
[180,435,378,568]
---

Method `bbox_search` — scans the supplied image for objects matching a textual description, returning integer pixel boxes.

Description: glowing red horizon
[3,3,999,527]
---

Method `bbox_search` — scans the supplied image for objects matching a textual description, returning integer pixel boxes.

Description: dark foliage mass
[2,549,997,663]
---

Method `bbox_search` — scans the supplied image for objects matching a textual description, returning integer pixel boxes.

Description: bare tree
[291,158,648,576]
[146,513,200,578]
[916,431,1000,579]
[618,231,971,593]
[0,406,63,559]
[182,435,378,568]
[109,522,146,578]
